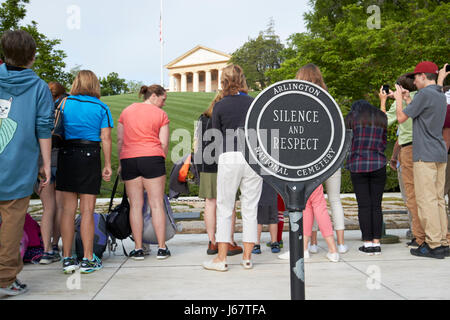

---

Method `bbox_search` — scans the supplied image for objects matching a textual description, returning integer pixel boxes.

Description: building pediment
[166,45,231,69]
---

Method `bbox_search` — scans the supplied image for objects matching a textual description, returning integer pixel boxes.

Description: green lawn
[99,92,259,198]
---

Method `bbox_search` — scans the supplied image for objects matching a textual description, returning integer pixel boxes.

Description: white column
[181,73,187,92]
[218,69,223,90]
[205,70,212,93]
[169,75,175,92]
[193,72,199,92]
[176,76,181,92]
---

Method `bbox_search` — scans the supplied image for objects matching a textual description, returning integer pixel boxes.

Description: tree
[267,0,450,192]
[126,80,145,94]
[0,0,71,87]
[230,18,285,90]
[268,0,450,111]
[100,72,128,96]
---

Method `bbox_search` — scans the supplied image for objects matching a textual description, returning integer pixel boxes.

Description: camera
[446,64,450,72]
[382,84,390,95]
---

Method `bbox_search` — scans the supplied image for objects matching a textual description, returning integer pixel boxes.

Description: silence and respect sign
[245,80,346,182]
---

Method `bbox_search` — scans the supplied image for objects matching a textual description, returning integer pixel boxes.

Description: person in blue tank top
[56,70,113,275]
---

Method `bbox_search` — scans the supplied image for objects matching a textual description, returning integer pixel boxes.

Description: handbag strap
[108,175,120,213]
[122,184,129,206]
[53,97,68,129]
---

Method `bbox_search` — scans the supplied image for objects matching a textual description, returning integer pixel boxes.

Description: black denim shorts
[56,143,102,195]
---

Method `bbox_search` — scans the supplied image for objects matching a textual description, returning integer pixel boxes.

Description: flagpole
[160,0,164,87]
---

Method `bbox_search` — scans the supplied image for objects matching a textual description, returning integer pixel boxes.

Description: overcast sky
[20,0,310,85]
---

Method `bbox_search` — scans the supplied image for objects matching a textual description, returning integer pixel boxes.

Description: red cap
[406,61,439,78]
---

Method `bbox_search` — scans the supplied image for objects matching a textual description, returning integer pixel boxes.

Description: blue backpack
[74,213,109,260]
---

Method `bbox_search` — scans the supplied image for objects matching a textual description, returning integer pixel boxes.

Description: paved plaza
[3,193,450,300]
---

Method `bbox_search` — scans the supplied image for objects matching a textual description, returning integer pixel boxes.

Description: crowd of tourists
[0,29,449,297]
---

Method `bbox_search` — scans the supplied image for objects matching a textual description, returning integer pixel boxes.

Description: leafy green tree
[126,80,145,94]
[267,0,450,192]
[0,0,71,87]
[230,19,285,90]
[100,72,129,96]
[269,0,449,111]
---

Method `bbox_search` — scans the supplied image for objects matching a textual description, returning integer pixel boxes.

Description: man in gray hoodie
[0,30,54,296]
[395,61,449,259]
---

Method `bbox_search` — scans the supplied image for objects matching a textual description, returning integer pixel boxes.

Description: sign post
[242,80,352,300]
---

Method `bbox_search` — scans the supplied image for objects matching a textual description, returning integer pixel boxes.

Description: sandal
[241,259,253,269]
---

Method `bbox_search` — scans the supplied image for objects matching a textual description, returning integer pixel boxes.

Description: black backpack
[106,176,132,240]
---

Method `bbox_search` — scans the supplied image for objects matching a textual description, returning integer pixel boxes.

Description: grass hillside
[99,92,259,198]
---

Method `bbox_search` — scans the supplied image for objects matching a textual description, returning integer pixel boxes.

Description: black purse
[106,176,132,240]
[52,97,67,149]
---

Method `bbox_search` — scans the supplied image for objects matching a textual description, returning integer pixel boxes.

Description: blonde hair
[70,70,101,98]
[295,63,328,91]
[220,64,249,96]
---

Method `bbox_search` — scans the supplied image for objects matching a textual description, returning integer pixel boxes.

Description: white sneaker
[337,244,348,254]
[304,250,310,259]
[309,244,319,253]
[202,259,228,272]
[326,252,340,262]
[278,251,290,260]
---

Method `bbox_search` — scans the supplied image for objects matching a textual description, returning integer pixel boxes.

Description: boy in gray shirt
[395,61,448,259]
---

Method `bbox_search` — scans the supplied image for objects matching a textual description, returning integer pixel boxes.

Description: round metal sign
[245,80,345,182]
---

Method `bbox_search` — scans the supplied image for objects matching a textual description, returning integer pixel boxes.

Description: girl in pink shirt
[117,85,170,260]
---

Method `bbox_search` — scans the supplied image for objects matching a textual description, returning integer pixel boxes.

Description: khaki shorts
[198,172,217,199]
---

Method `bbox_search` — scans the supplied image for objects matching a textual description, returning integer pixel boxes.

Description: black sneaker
[62,257,79,274]
[157,247,171,260]
[358,245,374,256]
[434,245,449,257]
[40,251,61,265]
[410,243,445,259]
[372,245,381,255]
[406,238,420,249]
[129,249,145,260]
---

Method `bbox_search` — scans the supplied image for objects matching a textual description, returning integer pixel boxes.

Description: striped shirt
[345,124,387,173]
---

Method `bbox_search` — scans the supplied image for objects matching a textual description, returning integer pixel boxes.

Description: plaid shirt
[346,124,387,173]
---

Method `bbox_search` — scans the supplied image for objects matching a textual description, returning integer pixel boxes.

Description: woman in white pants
[309,168,348,254]
[203,64,263,271]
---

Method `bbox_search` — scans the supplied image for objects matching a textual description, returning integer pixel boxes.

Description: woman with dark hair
[203,64,263,271]
[346,100,387,255]
[117,84,170,260]
[194,91,242,256]
[57,70,113,274]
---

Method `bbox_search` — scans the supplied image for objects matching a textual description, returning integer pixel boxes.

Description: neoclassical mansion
[166,45,231,92]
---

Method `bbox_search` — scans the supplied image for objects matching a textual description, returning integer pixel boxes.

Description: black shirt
[211,94,254,153]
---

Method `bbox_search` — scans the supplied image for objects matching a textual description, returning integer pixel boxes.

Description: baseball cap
[406,61,439,78]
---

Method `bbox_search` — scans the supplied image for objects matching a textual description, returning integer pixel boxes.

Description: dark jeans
[351,166,386,241]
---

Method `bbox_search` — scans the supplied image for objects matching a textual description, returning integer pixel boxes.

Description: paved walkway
[5,229,450,300]
[3,193,449,300]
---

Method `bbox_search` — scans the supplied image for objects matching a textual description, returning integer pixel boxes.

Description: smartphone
[446,64,450,72]
[383,84,390,94]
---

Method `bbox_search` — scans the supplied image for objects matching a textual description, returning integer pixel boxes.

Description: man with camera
[395,61,449,259]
